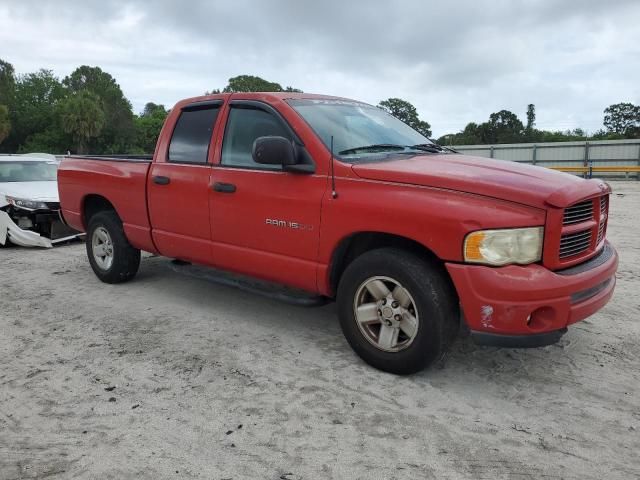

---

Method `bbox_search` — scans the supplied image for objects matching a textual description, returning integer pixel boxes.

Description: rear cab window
[168,105,221,164]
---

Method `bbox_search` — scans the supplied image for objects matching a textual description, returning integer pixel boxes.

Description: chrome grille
[597,195,608,244]
[563,200,593,225]
[597,222,606,244]
[559,230,592,259]
[600,195,607,215]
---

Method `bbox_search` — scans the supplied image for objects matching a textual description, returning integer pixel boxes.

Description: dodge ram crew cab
[57,92,618,374]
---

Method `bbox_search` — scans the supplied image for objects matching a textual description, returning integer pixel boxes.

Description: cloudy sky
[1,0,639,136]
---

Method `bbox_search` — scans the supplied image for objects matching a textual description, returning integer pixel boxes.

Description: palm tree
[59,91,105,154]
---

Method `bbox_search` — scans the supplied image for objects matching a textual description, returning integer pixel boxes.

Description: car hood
[0,181,59,206]
[350,154,610,209]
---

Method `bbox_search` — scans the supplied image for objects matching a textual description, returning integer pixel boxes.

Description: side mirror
[252,136,297,166]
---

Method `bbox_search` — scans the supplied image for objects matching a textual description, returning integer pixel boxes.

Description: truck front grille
[553,194,609,267]
[597,221,606,244]
[563,200,593,225]
[559,230,592,259]
[596,195,608,245]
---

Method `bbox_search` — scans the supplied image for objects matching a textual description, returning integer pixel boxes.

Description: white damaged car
[0,155,81,248]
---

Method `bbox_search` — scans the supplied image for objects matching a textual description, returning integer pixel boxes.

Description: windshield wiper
[414,142,459,154]
[338,144,407,155]
[427,140,459,153]
[410,143,447,153]
[338,142,455,156]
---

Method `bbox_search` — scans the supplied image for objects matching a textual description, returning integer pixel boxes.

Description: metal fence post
[637,143,640,180]
[584,141,590,179]
[532,144,537,165]
[490,146,494,159]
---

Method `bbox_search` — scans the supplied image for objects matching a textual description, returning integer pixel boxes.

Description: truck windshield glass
[287,99,434,159]
[0,161,58,182]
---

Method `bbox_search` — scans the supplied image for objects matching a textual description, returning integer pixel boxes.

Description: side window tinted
[221,107,291,168]
[168,107,220,164]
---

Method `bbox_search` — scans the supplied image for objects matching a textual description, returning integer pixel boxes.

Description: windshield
[0,161,58,182]
[287,99,434,160]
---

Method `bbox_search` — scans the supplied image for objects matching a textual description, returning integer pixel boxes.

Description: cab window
[221,107,291,169]
[168,106,220,164]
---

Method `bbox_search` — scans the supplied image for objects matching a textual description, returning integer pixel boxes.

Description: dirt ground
[1,182,639,480]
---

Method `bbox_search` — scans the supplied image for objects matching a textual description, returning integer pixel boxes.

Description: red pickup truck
[58,92,618,374]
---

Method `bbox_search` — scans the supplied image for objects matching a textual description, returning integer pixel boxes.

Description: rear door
[147,101,222,263]
[209,101,326,292]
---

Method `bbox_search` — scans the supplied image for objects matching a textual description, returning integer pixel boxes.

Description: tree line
[0,59,166,154]
[0,59,638,155]
[437,103,640,146]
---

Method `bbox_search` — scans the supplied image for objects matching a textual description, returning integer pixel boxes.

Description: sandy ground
[1,183,639,480]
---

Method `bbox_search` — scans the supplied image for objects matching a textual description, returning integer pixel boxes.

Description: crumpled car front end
[0,197,82,248]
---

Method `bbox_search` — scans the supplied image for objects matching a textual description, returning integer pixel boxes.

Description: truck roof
[174,91,364,108]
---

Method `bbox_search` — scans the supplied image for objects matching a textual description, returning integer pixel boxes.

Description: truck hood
[0,181,59,206]
[350,154,610,209]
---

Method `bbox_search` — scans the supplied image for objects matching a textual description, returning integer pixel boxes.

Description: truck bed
[57,155,157,253]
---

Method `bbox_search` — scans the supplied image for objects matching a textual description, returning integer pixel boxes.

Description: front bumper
[470,328,567,348]
[446,241,618,345]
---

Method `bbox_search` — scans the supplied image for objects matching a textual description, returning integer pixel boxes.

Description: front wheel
[86,211,140,284]
[337,248,458,374]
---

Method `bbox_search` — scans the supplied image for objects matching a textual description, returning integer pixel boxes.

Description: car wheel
[86,211,140,284]
[337,248,458,374]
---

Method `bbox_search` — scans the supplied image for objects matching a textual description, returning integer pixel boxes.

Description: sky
[1,0,639,137]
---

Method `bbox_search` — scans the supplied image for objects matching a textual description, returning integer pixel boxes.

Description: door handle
[213,182,236,193]
[152,175,170,185]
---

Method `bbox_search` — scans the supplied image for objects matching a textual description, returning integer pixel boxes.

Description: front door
[147,103,221,263]
[210,102,326,293]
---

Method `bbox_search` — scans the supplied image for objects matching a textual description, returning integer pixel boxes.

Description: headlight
[464,227,544,266]
[6,196,49,210]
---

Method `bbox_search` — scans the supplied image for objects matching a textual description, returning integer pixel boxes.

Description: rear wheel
[337,248,458,374]
[86,211,140,284]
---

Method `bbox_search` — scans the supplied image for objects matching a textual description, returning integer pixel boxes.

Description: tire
[86,210,140,284]
[337,248,458,375]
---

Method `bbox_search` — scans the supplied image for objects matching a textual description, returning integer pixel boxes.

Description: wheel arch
[82,194,118,229]
[328,231,452,298]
